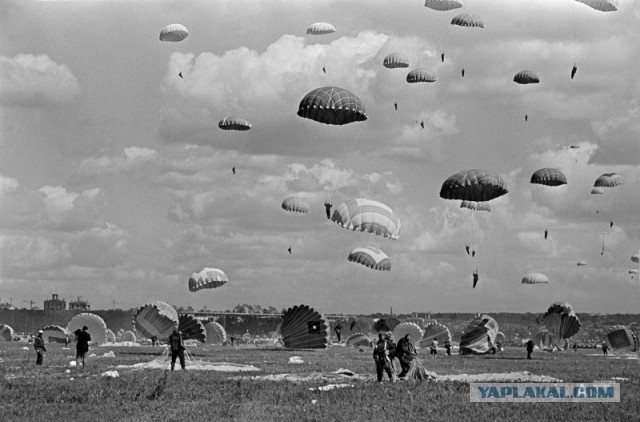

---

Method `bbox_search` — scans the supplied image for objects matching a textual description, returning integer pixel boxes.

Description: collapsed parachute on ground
[418,322,451,348]
[348,317,373,334]
[594,173,623,188]
[297,86,367,126]
[424,0,463,11]
[178,314,206,343]
[0,324,14,341]
[159,24,189,42]
[522,272,550,284]
[275,305,330,349]
[106,329,116,343]
[440,169,508,202]
[530,168,567,186]
[393,322,424,347]
[406,69,436,83]
[347,246,391,271]
[605,326,638,352]
[575,0,617,12]
[121,331,136,342]
[514,70,540,84]
[460,200,491,212]
[374,318,401,333]
[346,333,371,348]
[534,331,558,351]
[67,313,108,346]
[451,13,484,28]
[383,53,410,69]
[306,22,336,35]
[282,197,310,214]
[203,320,227,345]
[459,314,499,355]
[331,198,401,239]
[218,117,252,131]
[41,325,69,343]
[541,302,581,344]
[189,268,228,292]
[133,302,179,340]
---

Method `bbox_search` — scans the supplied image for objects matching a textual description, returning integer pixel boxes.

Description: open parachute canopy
[605,326,638,352]
[121,330,136,342]
[418,322,452,348]
[42,325,70,344]
[178,314,206,343]
[440,169,508,202]
[406,68,437,83]
[383,53,410,69]
[133,302,179,340]
[0,324,14,341]
[450,13,484,28]
[393,322,424,347]
[577,261,587,266]
[346,333,371,347]
[460,200,491,212]
[530,168,567,186]
[594,172,623,188]
[514,70,540,84]
[521,272,550,284]
[276,305,330,349]
[541,302,581,342]
[575,0,618,12]
[591,187,605,195]
[282,197,310,214]
[159,24,189,42]
[67,313,108,345]
[534,331,558,351]
[204,320,227,345]
[306,22,336,35]
[218,117,252,131]
[297,86,367,125]
[106,329,116,343]
[347,246,391,271]
[374,318,400,333]
[424,0,463,11]
[459,314,499,355]
[630,269,639,275]
[348,317,373,334]
[189,268,228,292]
[331,198,401,239]
[632,254,640,264]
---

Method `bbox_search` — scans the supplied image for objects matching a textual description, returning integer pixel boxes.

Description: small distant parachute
[418,322,452,348]
[374,318,401,333]
[629,269,638,275]
[189,268,228,292]
[203,321,227,345]
[133,302,179,340]
[440,169,508,202]
[120,331,136,342]
[541,302,581,343]
[451,13,484,28]
[383,53,410,69]
[306,22,336,35]
[406,69,436,83]
[331,198,401,239]
[297,86,367,126]
[348,246,391,271]
[218,117,252,131]
[282,197,310,214]
[346,333,371,348]
[67,313,108,345]
[570,144,580,149]
[594,173,623,188]
[459,314,499,355]
[514,70,540,84]
[460,200,491,212]
[42,325,70,344]
[575,0,618,12]
[0,324,14,341]
[178,314,206,343]
[522,272,550,284]
[159,24,189,42]
[591,187,605,195]
[631,254,639,263]
[605,326,638,352]
[530,168,567,186]
[275,304,330,349]
[424,0,463,11]
[393,322,424,347]
[577,261,587,266]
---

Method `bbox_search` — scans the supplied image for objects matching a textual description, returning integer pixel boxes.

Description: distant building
[44,294,66,311]
[0,302,16,310]
[69,297,90,311]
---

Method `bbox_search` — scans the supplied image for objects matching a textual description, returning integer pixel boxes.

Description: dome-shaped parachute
[459,314,499,355]
[406,69,437,83]
[534,331,557,351]
[331,198,401,239]
[514,70,540,84]
[440,169,508,202]
[189,268,228,292]
[306,22,336,35]
[218,117,252,131]
[393,322,424,347]
[106,329,116,343]
[276,305,330,349]
[67,313,108,346]
[522,272,550,284]
[451,13,484,28]
[203,320,227,345]
[383,53,410,69]
[178,314,206,343]
[575,0,618,12]
[159,24,189,42]
[346,333,371,348]
[348,246,391,271]
[594,173,623,188]
[577,261,587,266]
[424,0,463,11]
[0,324,14,341]
[297,86,367,126]
[418,322,451,348]
[460,200,491,212]
[632,254,640,263]
[530,168,567,186]
[374,318,401,333]
[541,302,581,342]
[605,326,638,352]
[591,187,605,195]
[120,331,136,342]
[281,197,310,214]
[133,302,179,340]
[348,317,373,334]
[42,325,69,344]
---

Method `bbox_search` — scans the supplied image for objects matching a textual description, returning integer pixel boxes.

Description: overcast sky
[1,0,639,314]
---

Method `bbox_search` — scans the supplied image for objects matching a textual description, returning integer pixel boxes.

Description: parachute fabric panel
[67,313,108,345]
[383,53,410,69]
[348,318,373,334]
[440,169,508,202]
[514,70,540,84]
[133,302,179,340]
[406,69,437,83]
[348,246,391,271]
[393,322,424,347]
[605,326,638,352]
[297,86,367,125]
[42,325,69,343]
[306,22,336,35]
[419,322,451,348]
[189,268,229,292]
[276,305,330,349]
[424,0,463,11]
[346,333,371,347]
[541,302,581,343]
[594,173,623,188]
[591,187,605,194]
[204,320,227,344]
[632,254,640,263]
[331,198,401,239]
[522,273,550,284]
[159,24,189,42]
[459,314,499,355]
[121,331,136,342]
[0,324,14,341]
[450,13,484,28]
[106,329,116,343]
[282,197,310,214]
[530,168,567,186]
[218,117,252,131]
[460,200,491,212]
[178,314,207,343]
[534,331,557,351]
[575,0,617,12]
[374,318,400,333]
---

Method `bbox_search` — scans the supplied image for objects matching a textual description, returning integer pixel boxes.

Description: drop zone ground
[1,343,638,421]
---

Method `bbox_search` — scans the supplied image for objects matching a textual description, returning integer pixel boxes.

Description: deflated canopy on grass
[133,301,179,340]
[276,304,330,349]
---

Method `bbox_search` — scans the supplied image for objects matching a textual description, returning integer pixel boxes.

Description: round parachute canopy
[629,269,639,275]
[605,326,638,352]
[374,318,401,333]
[67,313,108,345]
[276,305,330,349]
[530,168,567,187]
[440,169,508,202]
[42,325,69,344]
[133,302,179,340]
[218,117,252,131]
[594,172,623,188]
[347,317,373,334]
[575,0,617,12]
[534,331,557,351]
[297,86,367,125]
[522,272,550,284]
[570,144,581,149]
[178,314,206,343]
[159,24,189,42]
[203,320,227,345]
[450,13,484,28]
[106,329,116,343]
[460,200,491,212]
[348,246,391,271]
[393,322,424,347]
[591,187,605,195]
[632,254,640,263]
[406,68,436,83]
[306,22,336,35]
[331,198,401,239]
[281,197,310,214]
[120,331,136,342]
[577,261,587,266]
[541,302,581,341]
[459,314,499,355]
[424,0,463,11]
[346,333,371,347]
[514,70,540,84]
[418,322,451,348]
[0,324,14,341]
[383,53,410,69]
[189,268,228,292]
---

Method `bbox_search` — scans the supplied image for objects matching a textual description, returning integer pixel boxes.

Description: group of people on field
[34,325,91,368]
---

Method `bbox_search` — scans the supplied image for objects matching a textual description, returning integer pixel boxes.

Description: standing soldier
[34,330,46,366]
[373,333,395,383]
[75,326,91,369]
[526,339,535,360]
[168,329,187,371]
[430,337,439,358]
[334,322,343,343]
[444,339,452,356]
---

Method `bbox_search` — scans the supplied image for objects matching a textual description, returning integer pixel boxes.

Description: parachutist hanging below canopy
[571,65,577,80]
[232,167,235,175]
[544,230,548,240]
[465,244,470,255]
[394,102,398,111]
[525,114,528,122]
[324,202,332,219]
[610,221,614,229]
[441,52,445,63]
[473,270,479,288]
[322,66,326,74]
[472,250,475,257]
[420,121,425,129]
[288,247,292,255]
[178,72,183,79]
[461,68,465,77]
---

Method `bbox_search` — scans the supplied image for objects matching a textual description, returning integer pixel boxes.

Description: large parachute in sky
[159,24,189,42]
[605,326,638,352]
[297,86,367,125]
[575,0,617,12]
[594,173,623,188]
[451,13,484,28]
[418,322,451,348]
[541,302,581,344]
[306,22,336,35]
[424,0,463,11]
[189,268,229,292]
[514,70,540,84]
[0,324,14,341]
[67,313,108,345]
[178,314,207,343]
[347,246,391,271]
[406,69,437,83]
[440,169,508,202]
[530,168,567,186]
[218,117,252,131]
[521,272,550,284]
[133,302,179,340]
[275,305,330,349]
[331,198,401,239]
[282,197,310,214]
[383,53,410,69]
[42,325,70,344]
[459,314,499,355]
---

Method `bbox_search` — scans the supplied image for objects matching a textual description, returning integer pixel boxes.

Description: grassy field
[1,342,638,422]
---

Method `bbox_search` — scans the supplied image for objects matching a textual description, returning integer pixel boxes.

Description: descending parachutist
[571,65,577,80]
[610,220,613,229]
[420,121,425,130]
[394,102,398,111]
[441,52,445,63]
[461,68,465,78]
[472,250,475,257]
[178,72,183,79]
[544,230,548,240]
[465,244,470,255]
[324,201,332,220]
[473,270,479,288]
[525,114,528,122]
[288,247,292,255]
[322,66,326,74]
[232,166,236,175]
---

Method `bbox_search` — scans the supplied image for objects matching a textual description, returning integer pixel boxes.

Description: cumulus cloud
[80,146,158,175]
